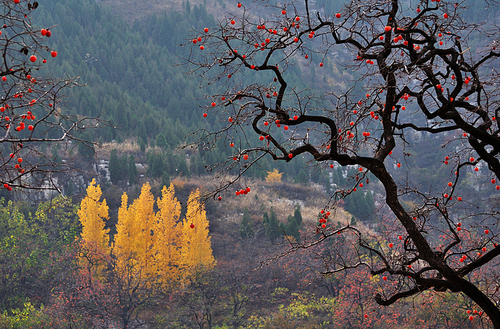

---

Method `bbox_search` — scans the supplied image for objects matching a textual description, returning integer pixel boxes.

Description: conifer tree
[109,149,124,184]
[128,155,138,185]
[263,207,281,243]
[239,208,254,239]
[294,205,303,226]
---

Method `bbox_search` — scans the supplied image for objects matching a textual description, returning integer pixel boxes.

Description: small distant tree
[346,190,375,221]
[128,154,137,185]
[176,155,191,178]
[137,138,145,153]
[265,168,282,183]
[189,152,205,176]
[296,168,308,184]
[109,149,126,184]
[263,207,281,243]
[161,172,171,188]
[147,152,165,178]
[240,207,255,239]
[283,214,300,243]
[282,206,303,243]
[156,133,168,149]
[78,131,96,159]
[293,205,303,226]
[364,190,376,219]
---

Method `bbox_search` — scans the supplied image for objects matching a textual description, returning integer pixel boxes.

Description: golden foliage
[79,180,214,291]
[154,184,182,286]
[78,179,110,254]
[113,183,158,287]
[78,179,110,276]
[171,179,186,189]
[266,168,282,183]
[180,188,215,272]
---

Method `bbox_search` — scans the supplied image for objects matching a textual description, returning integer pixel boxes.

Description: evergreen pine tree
[109,149,126,184]
[128,154,138,185]
[294,205,303,226]
[364,191,376,220]
[285,215,300,242]
[263,207,281,243]
[239,208,255,239]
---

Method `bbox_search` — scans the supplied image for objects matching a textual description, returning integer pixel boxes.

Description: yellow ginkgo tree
[78,178,110,256]
[77,181,216,326]
[78,181,214,290]
[154,184,183,287]
[180,188,215,272]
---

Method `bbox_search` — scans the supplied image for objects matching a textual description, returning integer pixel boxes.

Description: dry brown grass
[100,0,229,24]
[98,139,168,163]
[208,178,354,227]
[98,139,140,158]
[145,145,164,154]
[171,179,187,190]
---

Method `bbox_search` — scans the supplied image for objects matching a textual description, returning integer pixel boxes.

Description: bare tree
[187,0,500,326]
[0,1,101,194]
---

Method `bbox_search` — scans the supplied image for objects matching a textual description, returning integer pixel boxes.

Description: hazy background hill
[21,0,496,216]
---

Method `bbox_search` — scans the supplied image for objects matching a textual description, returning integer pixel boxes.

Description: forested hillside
[29,0,500,252]
[30,0,344,187]
[31,0,496,195]
[38,0,205,143]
